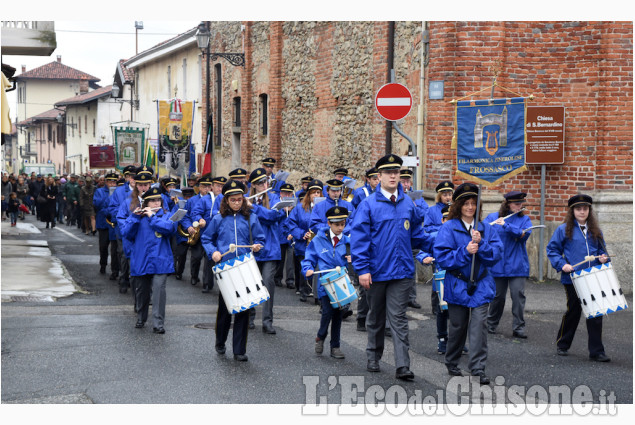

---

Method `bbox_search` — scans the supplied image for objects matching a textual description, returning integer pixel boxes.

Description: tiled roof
[119,60,134,82]
[15,60,100,82]
[55,85,112,106]
[17,107,65,125]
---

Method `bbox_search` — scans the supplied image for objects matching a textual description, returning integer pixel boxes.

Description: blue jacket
[180,194,204,230]
[250,192,285,261]
[108,182,131,239]
[351,183,374,208]
[93,186,110,230]
[433,218,503,307]
[278,206,294,246]
[172,202,189,244]
[201,212,266,262]
[161,192,176,212]
[309,196,354,235]
[424,202,447,234]
[116,195,135,258]
[546,223,608,285]
[350,183,433,282]
[192,193,220,222]
[121,208,176,276]
[288,204,313,256]
[302,227,350,298]
[483,212,532,277]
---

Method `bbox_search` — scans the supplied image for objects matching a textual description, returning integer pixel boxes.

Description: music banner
[454,97,527,187]
[113,126,145,171]
[157,99,195,176]
[88,145,115,168]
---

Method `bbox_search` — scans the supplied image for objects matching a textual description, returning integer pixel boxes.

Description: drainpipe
[385,21,395,154]
[417,22,429,190]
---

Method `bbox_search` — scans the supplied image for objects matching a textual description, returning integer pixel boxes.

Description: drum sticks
[312,266,342,275]
[220,243,261,258]
[570,255,611,269]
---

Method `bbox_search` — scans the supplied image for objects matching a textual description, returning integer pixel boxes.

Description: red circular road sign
[375,83,413,121]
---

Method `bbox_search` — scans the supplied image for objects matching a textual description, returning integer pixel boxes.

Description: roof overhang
[123,28,197,70]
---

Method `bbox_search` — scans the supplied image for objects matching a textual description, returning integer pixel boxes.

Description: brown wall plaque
[525,106,565,164]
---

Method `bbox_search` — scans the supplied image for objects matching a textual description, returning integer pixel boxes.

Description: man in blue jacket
[310,179,354,235]
[351,154,432,381]
[94,172,119,278]
[351,167,379,208]
[109,165,136,292]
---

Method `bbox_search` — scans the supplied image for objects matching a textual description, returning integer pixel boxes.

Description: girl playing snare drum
[546,194,610,362]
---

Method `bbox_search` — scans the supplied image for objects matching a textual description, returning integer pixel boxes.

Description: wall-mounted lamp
[56,113,77,128]
[111,84,139,109]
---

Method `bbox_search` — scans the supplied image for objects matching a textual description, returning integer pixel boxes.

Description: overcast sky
[3,20,200,120]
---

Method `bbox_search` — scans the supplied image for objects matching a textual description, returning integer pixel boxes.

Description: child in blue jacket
[302,206,352,360]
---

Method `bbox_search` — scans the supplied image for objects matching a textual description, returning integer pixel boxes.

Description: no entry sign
[375,83,413,121]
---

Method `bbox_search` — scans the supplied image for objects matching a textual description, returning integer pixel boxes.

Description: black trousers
[98,228,119,274]
[216,293,250,355]
[202,256,215,289]
[190,240,203,281]
[293,253,311,296]
[174,241,189,276]
[556,283,605,356]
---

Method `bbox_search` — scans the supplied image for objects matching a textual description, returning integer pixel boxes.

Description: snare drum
[213,252,270,314]
[433,269,448,311]
[571,262,628,319]
[318,268,358,308]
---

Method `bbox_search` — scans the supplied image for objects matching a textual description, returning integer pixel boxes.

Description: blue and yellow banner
[453,97,527,187]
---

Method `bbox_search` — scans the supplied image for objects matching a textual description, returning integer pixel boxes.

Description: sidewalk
[1,218,79,302]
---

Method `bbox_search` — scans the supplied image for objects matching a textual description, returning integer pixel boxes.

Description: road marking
[55,226,85,242]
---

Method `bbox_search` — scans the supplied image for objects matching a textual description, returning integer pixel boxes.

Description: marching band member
[94,172,119,278]
[120,187,176,334]
[192,176,227,293]
[229,168,249,184]
[160,177,178,211]
[262,157,286,194]
[174,187,196,281]
[117,168,154,306]
[247,168,286,334]
[484,191,532,339]
[109,165,137,293]
[274,183,296,289]
[546,194,610,362]
[180,176,213,286]
[310,179,354,235]
[400,168,426,310]
[302,206,352,360]
[351,167,379,208]
[288,179,322,302]
[296,176,313,200]
[201,180,265,361]
[433,183,503,385]
[424,181,455,234]
[323,167,350,196]
[351,154,433,381]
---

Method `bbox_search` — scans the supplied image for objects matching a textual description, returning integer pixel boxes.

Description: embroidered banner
[88,145,115,168]
[113,127,145,171]
[454,97,527,187]
[157,99,195,176]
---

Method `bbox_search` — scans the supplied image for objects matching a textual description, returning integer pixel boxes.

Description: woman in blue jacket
[247,168,286,334]
[302,206,352,360]
[433,183,502,385]
[546,194,610,362]
[483,191,532,339]
[121,187,176,334]
[201,180,265,362]
[288,179,323,302]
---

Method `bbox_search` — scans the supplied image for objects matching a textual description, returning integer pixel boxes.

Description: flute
[490,207,526,224]
[246,187,273,200]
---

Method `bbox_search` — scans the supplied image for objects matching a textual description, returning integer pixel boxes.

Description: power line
[55,29,186,36]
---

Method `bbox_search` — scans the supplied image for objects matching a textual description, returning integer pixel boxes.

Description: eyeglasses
[228,197,244,204]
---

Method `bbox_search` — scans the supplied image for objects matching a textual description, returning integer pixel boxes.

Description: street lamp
[195,22,245,67]
[111,84,139,121]
[56,113,77,128]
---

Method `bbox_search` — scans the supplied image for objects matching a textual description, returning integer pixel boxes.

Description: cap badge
[231,182,236,187]
[389,156,395,162]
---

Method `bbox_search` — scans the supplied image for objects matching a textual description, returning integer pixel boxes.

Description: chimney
[57,55,62,63]
[79,78,89,94]
[21,65,26,73]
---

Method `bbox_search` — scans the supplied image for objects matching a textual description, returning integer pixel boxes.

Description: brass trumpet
[306,230,316,244]
[187,221,201,246]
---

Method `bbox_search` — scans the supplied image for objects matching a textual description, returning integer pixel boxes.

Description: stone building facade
[202,21,633,288]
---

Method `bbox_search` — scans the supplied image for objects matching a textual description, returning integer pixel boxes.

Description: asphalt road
[1,214,632,414]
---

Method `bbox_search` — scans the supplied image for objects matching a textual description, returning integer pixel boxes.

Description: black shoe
[447,365,463,376]
[248,322,255,330]
[590,353,611,362]
[385,328,392,338]
[135,320,145,329]
[99,266,106,274]
[472,370,490,385]
[119,287,128,294]
[299,295,307,302]
[275,281,284,287]
[557,348,568,356]
[202,286,211,293]
[487,328,496,334]
[396,366,415,381]
[262,325,277,335]
[174,274,182,280]
[367,360,380,372]
[513,330,527,339]
[286,284,295,289]
[215,345,226,354]
[92,230,96,236]
[45,224,49,229]
[153,327,165,334]
[342,309,353,320]
[234,354,249,362]
[408,301,422,309]
[51,223,55,228]
[109,273,118,281]
[357,319,366,332]
[190,278,199,286]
